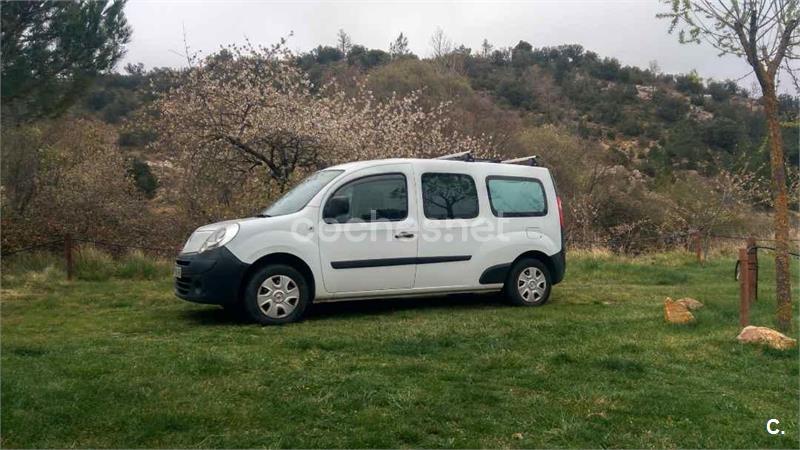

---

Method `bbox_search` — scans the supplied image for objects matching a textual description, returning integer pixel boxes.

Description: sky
[121,0,796,94]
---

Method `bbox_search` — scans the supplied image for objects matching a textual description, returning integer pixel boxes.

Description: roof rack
[501,155,539,167]
[436,151,474,161]
[433,151,538,166]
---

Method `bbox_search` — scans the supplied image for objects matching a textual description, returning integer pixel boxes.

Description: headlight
[198,223,239,253]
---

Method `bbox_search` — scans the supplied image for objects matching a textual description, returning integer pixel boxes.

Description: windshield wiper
[254,213,271,218]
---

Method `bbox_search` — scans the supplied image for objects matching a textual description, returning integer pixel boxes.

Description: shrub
[707,80,735,102]
[497,79,535,108]
[347,45,390,69]
[511,40,534,68]
[690,94,706,106]
[74,245,116,281]
[128,158,158,199]
[1,118,154,254]
[589,57,625,82]
[118,128,157,147]
[116,250,170,280]
[703,117,743,152]
[1,250,63,277]
[643,123,662,140]
[675,71,703,95]
[653,90,689,122]
[619,115,643,137]
[3,247,172,282]
[593,102,621,125]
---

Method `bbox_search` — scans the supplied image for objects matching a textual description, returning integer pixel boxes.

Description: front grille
[175,276,193,295]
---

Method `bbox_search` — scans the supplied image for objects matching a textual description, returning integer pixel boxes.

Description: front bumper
[174,247,249,305]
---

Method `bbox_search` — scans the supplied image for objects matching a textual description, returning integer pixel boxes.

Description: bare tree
[336,29,352,56]
[421,174,476,219]
[648,59,661,75]
[430,27,452,58]
[152,41,493,220]
[648,59,662,90]
[660,0,799,331]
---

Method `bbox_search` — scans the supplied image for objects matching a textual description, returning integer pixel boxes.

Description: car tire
[243,264,310,325]
[504,258,552,306]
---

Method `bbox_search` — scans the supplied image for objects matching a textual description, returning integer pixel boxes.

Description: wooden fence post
[64,233,74,281]
[738,248,750,328]
[692,231,702,263]
[746,236,758,304]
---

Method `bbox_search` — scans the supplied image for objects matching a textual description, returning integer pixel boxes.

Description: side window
[323,173,408,223]
[487,176,547,217]
[421,173,479,220]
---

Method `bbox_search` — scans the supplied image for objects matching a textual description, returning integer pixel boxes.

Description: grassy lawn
[1,250,798,448]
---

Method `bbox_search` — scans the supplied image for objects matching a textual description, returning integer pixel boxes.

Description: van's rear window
[486,176,547,217]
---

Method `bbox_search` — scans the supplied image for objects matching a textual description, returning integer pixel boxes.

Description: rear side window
[486,176,547,217]
[421,173,479,220]
[323,173,408,223]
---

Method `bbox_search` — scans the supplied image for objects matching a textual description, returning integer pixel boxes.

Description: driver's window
[323,173,408,223]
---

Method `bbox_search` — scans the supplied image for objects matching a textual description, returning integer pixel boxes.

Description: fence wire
[2,240,66,257]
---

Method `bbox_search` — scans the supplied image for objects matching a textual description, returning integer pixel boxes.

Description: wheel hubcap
[257,275,299,318]
[517,267,546,303]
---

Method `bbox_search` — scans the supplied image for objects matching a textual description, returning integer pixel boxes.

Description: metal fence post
[64,233,74,281]
[746,236,758,304]
[738,248,750,328]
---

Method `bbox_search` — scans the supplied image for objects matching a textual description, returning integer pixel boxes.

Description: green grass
[1,250,798,448]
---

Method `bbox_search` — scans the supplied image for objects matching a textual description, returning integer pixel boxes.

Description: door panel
[414,170,485,288]
[318,164,418,293]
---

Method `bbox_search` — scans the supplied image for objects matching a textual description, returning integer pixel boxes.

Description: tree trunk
[762,82,792,332]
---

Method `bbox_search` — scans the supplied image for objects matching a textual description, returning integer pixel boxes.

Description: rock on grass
[736,326,797,351]
[664,297,695,324]
[675,297,704,310]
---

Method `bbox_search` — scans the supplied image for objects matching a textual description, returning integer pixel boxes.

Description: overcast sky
[121,0,796,94]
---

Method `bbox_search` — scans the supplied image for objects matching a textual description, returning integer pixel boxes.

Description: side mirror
[324,197,350,223]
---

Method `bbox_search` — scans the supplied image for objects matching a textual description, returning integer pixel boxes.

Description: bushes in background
[2,246,171,283]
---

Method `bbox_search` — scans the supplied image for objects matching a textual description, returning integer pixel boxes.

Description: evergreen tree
[1,0,132,122]
[389,32,410,58]
[480,38,493,57]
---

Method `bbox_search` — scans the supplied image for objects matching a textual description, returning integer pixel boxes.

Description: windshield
[260,170,344,217]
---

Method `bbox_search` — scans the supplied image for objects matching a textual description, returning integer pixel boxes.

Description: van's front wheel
[504,258,551,306]
[243,265,310,325]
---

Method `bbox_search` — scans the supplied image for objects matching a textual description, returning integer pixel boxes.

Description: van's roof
[327,158,550,176]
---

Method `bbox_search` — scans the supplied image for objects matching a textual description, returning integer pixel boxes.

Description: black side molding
[479,249,566,285]
[551,249,566,285]
[479,263,511,284]
[331,255,471,269]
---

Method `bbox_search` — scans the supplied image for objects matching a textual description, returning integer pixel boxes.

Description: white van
[175,153,566,324]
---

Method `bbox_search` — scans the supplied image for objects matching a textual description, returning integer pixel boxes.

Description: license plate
[173,265,182,278]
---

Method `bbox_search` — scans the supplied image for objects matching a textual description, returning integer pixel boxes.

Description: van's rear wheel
[243,264,310,325]
[504,258,551,306]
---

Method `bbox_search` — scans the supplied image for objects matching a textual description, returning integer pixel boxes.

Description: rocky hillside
[81,41,798,193]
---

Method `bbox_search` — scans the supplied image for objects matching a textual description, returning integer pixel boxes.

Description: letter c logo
[766,419,782,435]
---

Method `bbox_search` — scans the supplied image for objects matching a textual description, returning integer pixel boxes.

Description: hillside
[4,40,798,252]
[82,42,799,176]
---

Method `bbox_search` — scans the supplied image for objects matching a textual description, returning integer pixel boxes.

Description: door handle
[394,231,415,239]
